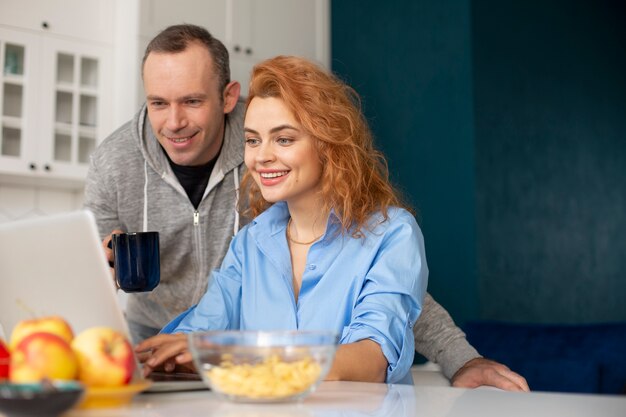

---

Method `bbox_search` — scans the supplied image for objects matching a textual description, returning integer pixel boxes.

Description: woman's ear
[223,81,241,114]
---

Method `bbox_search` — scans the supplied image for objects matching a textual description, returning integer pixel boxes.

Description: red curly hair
[240,56,408,237]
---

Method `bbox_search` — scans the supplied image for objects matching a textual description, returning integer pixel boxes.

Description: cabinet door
[228,0,329,97]
[232,0,323,61]
[0,0,114,44]
[38,36,112,180]
[0,28,40,176]
[139,0,228,40]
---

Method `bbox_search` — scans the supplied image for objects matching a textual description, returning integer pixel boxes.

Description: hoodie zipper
[192,209,206,301]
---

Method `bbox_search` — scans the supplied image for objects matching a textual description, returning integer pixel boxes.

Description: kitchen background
[1,0,625,331]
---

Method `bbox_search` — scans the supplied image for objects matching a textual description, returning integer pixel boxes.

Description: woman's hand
[135,333,194,377]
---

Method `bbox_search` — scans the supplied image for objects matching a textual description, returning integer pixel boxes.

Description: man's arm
[414,293,529,391]
[413,293,480,379]
[83,152,121,239]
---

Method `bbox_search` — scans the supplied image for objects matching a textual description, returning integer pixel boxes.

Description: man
[84,24,528,391]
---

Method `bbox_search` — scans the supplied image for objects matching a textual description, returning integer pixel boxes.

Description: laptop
[0,210,206,393]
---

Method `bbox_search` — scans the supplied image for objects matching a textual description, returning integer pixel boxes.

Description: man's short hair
[142,24,230,94]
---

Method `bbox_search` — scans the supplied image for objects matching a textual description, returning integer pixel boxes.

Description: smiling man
[84,24,527,391]
[143,41,233,167]
[85,25,243,344]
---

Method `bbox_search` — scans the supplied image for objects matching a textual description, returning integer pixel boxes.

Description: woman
[137,56,428,384]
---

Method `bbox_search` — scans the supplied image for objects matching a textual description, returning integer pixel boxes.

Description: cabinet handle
[41,21,49,29]
[29,163,37,171]
[233,45,241,53]
[44,164,51,172]
[245,47,253,55]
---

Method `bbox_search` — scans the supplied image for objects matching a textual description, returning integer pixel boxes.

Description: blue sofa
[462,321,626,394]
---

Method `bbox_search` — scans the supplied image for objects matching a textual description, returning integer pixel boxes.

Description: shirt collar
[250,201,343,242]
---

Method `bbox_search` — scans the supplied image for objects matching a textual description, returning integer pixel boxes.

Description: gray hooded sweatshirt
[84,102,246,331]
[84,101,478,379]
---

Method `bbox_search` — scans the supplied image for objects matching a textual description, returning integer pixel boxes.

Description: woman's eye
[277,137,293,145]
[245,138,259,146]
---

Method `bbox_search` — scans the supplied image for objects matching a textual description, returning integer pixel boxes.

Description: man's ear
[223,81,241,114]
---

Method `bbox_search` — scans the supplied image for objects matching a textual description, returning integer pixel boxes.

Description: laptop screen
[0,210,130,341]
[0,210,209,392]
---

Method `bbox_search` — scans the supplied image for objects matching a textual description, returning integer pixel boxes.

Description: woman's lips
[258,170,289,186]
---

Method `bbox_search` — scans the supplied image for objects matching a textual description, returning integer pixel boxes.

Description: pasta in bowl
[188,330,338,402]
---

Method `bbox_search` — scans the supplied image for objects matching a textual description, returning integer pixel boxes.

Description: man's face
[143,42,226,166]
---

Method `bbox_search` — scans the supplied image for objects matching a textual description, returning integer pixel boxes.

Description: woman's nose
[256,142,275,163]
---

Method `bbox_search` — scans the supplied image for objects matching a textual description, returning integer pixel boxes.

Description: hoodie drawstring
[142,160,240,236]
[233,165,240,236]
[143,160,149,232]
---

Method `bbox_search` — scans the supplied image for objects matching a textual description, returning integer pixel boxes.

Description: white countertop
[65,381,626,417]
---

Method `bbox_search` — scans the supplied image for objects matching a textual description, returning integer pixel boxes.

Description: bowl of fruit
[0,379,84,417]
[3,316,151,410]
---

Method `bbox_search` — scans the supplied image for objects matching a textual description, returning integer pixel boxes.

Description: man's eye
[187,99,202,105]
[150,101,166,108]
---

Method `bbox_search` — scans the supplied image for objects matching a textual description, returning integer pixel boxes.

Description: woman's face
[244,97,323,208]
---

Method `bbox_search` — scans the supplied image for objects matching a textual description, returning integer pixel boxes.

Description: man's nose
[166,106,187,131]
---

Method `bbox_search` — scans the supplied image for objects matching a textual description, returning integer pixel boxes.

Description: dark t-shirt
[166,151,217,209]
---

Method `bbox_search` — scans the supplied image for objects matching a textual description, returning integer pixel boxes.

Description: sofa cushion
[462,321,626,394]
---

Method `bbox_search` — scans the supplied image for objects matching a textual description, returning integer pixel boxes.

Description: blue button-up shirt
[163,201,428,383]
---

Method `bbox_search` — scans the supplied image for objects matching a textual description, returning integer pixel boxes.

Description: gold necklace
[286,217,323,245]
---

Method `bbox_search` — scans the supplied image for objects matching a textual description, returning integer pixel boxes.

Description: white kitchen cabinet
[227,0,329,95]
[137,0,329,97]
[139,0,227,40]
[0,0,114,44]
[0,26,112,188]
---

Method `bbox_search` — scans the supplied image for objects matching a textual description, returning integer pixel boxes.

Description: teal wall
[332,0,479,325]
[473,1,626,323]
[331,1,626,325]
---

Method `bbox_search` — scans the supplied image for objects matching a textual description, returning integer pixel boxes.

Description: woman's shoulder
[357,206,421,243]
[368,206,418,229]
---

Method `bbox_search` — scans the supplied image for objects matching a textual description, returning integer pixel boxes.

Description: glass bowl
[188,330,338,403]
[0,380,84,417]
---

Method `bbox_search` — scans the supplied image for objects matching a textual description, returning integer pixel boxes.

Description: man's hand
[102,229,123,283]
[135,333,193,377]
[102,229,124,266]
[451,357,530,392]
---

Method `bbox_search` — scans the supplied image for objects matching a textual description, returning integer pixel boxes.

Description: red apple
[0,339,9,380]
[10,332,79,383]
[10,316,74,350]
[71,327,135,387]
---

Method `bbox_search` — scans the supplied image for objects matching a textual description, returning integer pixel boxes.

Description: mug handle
[107,239,114,268]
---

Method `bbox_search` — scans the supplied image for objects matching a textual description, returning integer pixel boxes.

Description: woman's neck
[286,200,328,244]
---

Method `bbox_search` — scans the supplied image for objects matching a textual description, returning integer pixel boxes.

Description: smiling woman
[243,97,323,220]
[136,55,428,386]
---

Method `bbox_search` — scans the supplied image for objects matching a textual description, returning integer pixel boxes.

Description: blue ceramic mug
[112,231,160,292]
